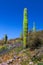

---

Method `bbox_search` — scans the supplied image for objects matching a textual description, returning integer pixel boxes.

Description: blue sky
[0,0,43,39]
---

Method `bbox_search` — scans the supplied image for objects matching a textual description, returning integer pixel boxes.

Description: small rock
[29,61,33,65]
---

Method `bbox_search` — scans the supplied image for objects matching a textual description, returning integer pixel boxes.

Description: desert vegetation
[0,31,43,65]
[0,7,43,65]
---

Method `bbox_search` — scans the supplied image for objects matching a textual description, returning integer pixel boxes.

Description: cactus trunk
[23,8,28,48]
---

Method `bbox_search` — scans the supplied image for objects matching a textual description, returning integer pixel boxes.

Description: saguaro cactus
[23,8,28,48]
[33,22,36,32]
[4,34,8,44]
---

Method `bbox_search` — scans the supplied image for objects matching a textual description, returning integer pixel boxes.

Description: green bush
[38,62,43,65]
[31,56,41,62]
[0,46,8,52]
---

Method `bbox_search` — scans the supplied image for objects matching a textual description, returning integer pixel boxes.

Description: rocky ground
[0,47,43,65]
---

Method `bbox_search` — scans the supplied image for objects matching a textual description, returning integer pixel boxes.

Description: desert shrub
[31,56,41,62]
[29,34,41,50]
[0,46,8,53]
[38,62,43,65]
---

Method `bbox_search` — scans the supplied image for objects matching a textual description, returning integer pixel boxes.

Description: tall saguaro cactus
[23,8,28,48]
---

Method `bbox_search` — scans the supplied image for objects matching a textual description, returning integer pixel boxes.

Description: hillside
[0,31,43,65]
[0,30,43,45]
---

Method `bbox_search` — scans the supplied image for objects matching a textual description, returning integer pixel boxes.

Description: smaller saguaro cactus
[20,31,23,44]
[4,34,8,44]
[33,22,36,32]
[20,31,23,39]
